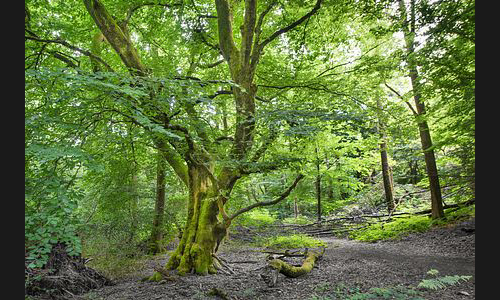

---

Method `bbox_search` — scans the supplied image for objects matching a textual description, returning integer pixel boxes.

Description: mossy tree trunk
[149,148,166,255]
[164,163,221,275]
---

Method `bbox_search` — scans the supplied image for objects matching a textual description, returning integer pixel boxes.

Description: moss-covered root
[268,249,323,278]
[142,266,177,282]
[143,271,163,282]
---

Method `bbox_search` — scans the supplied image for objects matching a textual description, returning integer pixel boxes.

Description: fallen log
[267,248,324,279]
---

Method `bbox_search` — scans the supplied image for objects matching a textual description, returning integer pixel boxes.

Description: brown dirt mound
[25,243,112,299]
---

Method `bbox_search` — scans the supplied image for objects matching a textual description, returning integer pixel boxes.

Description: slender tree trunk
[415,112,444,218]
[294,197,299,218]
[315,146,321,222]
[377,98,395,213]
[325,153,334,202]
[409,160,418,184]
[149,149,166,254]
[398,0,444,219]
[380,142,395,213]
[128,173,139,244]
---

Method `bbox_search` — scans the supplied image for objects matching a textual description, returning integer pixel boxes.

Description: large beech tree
[81,0,324,276]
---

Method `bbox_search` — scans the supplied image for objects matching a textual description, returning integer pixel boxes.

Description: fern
[417,275,472,290]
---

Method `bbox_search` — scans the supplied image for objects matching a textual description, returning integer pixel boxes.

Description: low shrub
[350,204,475,242]
[282,215,312,225]
[259,234,326,249]
[237,209,277,227]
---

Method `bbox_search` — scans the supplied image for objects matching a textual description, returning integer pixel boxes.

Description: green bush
[282,215,312,225]
[350,205,475,242]
[259,234,326,249]
[237,209,277,227]
[350,214,433,242]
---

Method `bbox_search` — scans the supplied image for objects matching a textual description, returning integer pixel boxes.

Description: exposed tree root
[25,243,111,299]
[212,254,236,274]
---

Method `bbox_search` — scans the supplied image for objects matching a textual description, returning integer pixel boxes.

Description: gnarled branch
[229,174,304,221]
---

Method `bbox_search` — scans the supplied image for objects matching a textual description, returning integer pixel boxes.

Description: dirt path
[77,219,475,300]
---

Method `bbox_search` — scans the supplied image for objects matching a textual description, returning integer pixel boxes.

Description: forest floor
[76,218,475,300]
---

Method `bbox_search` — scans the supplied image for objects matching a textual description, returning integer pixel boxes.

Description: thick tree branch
[214,0,239,64]
[155,139,189,186]
[240,0,257,67]
[248,1,277,75]
[83,0,146,76]
[50,51,80,69]
[258,0,323,50]
[229,174,305,221]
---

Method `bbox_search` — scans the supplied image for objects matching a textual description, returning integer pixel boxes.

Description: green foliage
[282,215,312,225]
[350,205,475,242]
[310,268,472,300]
[258,234,326,249]
[25,0,474,283]
[417,269,472,291]
[25,70,89,268]
[309,282,425,300]
[236,209,277,227]
[350,215,433,242]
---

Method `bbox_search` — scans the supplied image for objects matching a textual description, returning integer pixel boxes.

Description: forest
[25,0,475,299]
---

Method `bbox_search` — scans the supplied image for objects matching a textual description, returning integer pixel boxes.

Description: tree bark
[398,0,444,219]
[315,146,322,222]
[164,163,221,275]
[149,148,166,254]
[376,98,395,213]
[380,143,395,213]
[83,0,146,76]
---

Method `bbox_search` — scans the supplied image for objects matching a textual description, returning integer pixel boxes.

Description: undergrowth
[309,269,472,300]
[256,233,326,249]
[349,204,474,242]
[235,209,277,227]
[282,215,312,225]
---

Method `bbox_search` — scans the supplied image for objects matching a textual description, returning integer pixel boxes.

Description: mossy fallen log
[267,248,324,278]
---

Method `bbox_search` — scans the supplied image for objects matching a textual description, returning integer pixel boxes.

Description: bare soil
[75,218,475,300]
